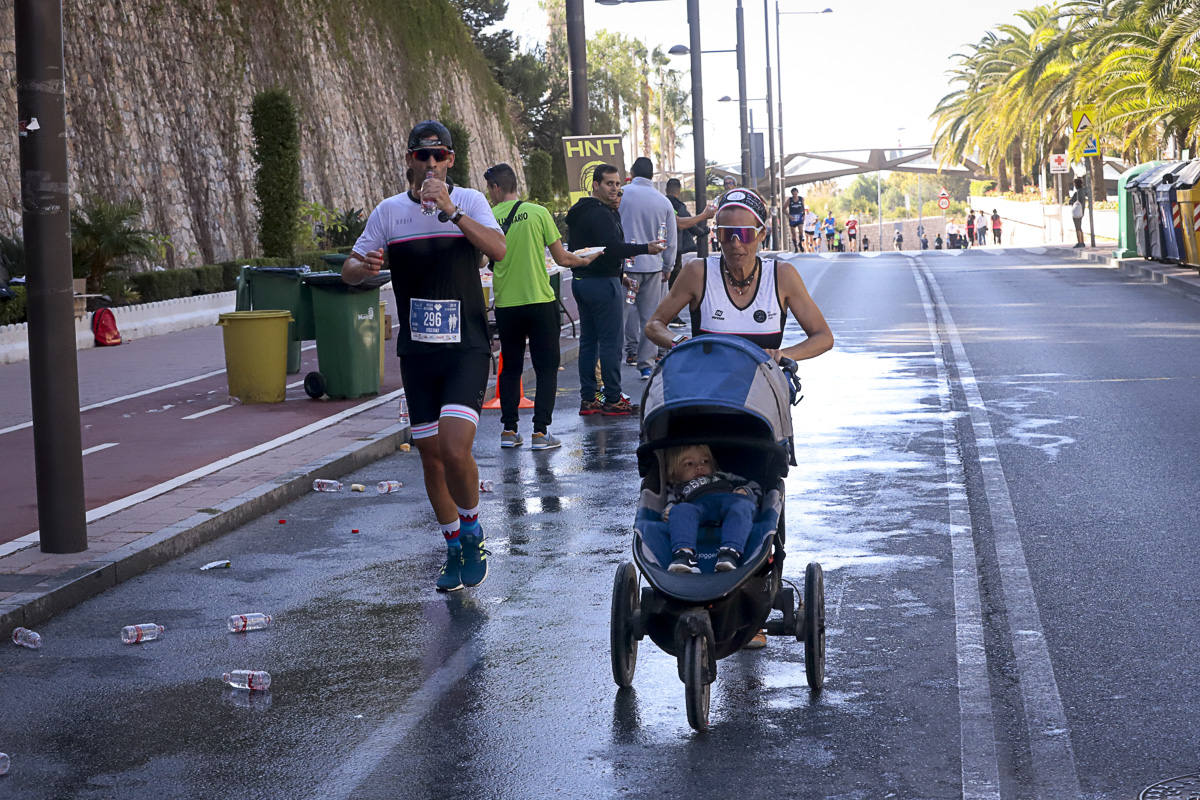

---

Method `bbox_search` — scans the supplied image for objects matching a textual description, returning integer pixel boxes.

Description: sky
[499,0,1038,172]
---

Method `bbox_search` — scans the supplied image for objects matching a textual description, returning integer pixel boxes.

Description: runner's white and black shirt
[353,187,502,356]
[690,255,786,350]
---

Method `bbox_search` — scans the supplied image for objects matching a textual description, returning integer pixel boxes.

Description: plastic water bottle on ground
[479,479,495,492]
[0,752,8,776]
[12,627,41,649]
[377,480,404,494]
[223,670,271,691]
[312,479,342,493]
[399,395,410,426]
[121,624,164,644]
[421,169,437,216]
[227,613,272,633]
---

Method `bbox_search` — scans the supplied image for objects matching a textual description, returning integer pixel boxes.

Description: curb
[1,337,582,632]
[1077,248,1200,302]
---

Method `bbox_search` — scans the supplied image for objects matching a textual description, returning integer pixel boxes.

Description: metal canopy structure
[704,147,982,191]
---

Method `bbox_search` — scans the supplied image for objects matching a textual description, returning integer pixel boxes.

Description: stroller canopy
[641,335,794,446]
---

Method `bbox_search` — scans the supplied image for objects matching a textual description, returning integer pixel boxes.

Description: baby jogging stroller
[609,334,826,731]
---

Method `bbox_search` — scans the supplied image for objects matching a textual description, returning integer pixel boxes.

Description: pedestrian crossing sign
[1082,137,1099,156]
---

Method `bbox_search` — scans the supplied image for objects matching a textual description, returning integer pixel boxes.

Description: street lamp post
[735,0,750,187]
[775,7,832,237]
[762,0,778,250]
[566,0,588,135]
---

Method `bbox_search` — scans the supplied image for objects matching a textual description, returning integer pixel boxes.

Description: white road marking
[81,442,119,456]
[286,379,305,388]
[912,263,1001,800]
[18,388,408,542]
[915,256,1082,798]
[181,404,233,420]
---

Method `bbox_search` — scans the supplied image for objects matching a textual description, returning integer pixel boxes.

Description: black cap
[407,120,453,151]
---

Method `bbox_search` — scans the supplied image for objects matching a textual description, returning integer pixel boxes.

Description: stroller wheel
[683,634,712,731]
[804,562,826,691]
[610,562,640,688]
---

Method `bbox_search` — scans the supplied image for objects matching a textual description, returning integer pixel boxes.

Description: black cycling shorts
[399,350,490,439]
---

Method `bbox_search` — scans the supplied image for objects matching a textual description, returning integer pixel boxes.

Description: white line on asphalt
[82,442,119,456]
[0,342,321,437]
[180,404,233,420]
[311,639,481,800]
[286,379,305,388]
[19,388,407,541]
[915,257,1083,798]
[912,263,1002,800]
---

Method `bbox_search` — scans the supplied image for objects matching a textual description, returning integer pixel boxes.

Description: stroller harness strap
[693,255,785,350]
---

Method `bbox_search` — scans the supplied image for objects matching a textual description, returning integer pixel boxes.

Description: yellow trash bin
[1178,188,1200,267]
[217,310,293,403]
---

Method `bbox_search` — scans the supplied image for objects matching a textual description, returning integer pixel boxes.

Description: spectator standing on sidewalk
[1070,178,1086,247]
[666,177,716,328]
[565,163,665,416]
[965,212,976,248]
[341,120,507,593]
[991,209,1002,244]
[484,163,600,451]
[619,158,678,381]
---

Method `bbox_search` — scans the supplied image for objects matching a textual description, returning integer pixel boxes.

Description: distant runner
[787,188,806,251]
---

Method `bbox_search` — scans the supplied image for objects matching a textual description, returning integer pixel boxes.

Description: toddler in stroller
[609,334,826,731]
[663,444,761,574]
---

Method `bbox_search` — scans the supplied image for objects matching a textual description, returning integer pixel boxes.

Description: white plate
[572,246,606,257]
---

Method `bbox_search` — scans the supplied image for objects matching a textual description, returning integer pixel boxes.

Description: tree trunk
[998,157,1010,193]
[1090,154,1104,204]
[1011,140,1024,193]
[641,74,651,158]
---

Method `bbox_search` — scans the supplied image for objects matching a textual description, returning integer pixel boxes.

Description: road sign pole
[1087,156,1098,248]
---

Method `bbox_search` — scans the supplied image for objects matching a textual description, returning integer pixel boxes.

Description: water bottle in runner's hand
[421,169,438,216]
[656,221,667,243]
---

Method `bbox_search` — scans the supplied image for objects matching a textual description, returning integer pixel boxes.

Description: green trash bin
[243,266,318,374]
[302,271,391,400]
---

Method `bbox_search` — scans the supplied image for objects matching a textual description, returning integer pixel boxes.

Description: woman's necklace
[722,256,758,295]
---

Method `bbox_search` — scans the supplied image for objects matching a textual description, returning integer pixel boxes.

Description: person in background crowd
[619,157,678,381]
[862,235,870,252]
[934,233,943,249]
[722,175,738,193]
[665,178,716,329]
[787,188,806,251]
[845,211,858,252]
[823,211,836,250]
[894,228,904,250]
[991,209,1002,244]
[565,163,666,416]
[965,211,976,248]
[342,120,507,593]
[803,207,819,252]
[484,162,600,452]
[1070,177,1086,248]
[976,212,987,246]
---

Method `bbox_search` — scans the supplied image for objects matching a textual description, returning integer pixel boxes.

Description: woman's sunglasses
[716,225,763,244]
[410,148,451,163]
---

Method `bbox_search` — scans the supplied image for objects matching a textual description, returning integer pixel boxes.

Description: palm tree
[71,197,156,293]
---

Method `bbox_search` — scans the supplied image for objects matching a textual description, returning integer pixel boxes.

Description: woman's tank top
[690,255,785,350]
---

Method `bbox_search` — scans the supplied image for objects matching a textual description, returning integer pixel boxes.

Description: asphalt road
[2,247,1198,799]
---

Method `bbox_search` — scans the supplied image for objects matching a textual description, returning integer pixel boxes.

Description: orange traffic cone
[483,353,535,409]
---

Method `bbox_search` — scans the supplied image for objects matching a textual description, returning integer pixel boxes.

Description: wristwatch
[449,207,465,224]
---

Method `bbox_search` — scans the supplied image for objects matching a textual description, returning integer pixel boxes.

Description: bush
[71,196,156,293]
[525,150,554,201]
[195,265,224,294]
[0,285,26,326]
[1,233,24,278]
[444,119,471,187]
[131,269,198,303]
[970,179,997,196]
[251,89,301,259]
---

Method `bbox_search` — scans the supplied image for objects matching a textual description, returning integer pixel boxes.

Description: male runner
[845,211,858,252]
[341,120,507,593]
[787,188,806,251]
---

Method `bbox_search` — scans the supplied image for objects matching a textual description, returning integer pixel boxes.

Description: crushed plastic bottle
[421,169,438,216]
[11,627,41,649]
[350,484,366,492]
[223,669,271,691]
[399,395,410,426]
[227,613,272,633]
[479,479,495,492]
[200,559,231,571]
[312,479,343,493]
[377,480,403,494]
[121,624,165,644]
[0,752,8,776]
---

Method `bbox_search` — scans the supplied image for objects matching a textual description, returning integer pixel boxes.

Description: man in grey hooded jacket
[619,157,678,378]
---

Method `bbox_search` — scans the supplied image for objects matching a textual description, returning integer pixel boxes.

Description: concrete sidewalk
[0,331,584,633]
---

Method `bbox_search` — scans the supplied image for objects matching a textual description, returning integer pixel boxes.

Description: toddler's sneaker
[436,548,464,592]
[530,431,562,450]
[459,529,489,588]
[715,547,741,572]
[500,430,523,448]
[668,548,700,574]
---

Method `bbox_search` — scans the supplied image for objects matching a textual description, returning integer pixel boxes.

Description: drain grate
[1141,775,1200,800]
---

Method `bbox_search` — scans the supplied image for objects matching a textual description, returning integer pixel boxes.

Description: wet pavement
[2,247,1199,798]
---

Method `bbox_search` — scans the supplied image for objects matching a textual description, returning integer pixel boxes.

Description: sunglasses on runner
[410,148,451,162]
[716,225,763,244]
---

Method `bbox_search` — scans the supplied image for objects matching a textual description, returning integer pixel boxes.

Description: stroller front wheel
[610,562,640,688]
[683,634,712,731]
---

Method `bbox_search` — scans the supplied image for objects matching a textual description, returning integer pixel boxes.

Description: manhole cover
[1141,775,1200,800]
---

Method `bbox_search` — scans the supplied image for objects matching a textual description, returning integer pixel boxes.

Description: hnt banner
[562,135,626,204]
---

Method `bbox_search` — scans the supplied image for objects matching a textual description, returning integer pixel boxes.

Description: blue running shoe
[436,548,464,592]
[459,529,489,587]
